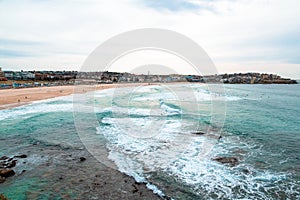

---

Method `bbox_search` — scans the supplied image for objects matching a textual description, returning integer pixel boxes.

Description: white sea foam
[131,85,161,93]
[0,98,73,121]
[146,183,166,198]
[159,99,182,115]
[133,92,177,101]
[96,115,294,199]
[162,135,296,199]
[108,151,167,198]
[194,91,242,102]
[90,84,298,199]
[93,88,116,97]
[97,115,214,198]
[14,154,49,175]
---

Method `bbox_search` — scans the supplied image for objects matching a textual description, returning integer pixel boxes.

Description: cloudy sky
[0,0,300,78]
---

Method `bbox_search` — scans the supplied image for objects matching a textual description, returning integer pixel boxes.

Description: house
[21,71,35,80]
[4,71,13,80]
[14,72,22,80]
[0,68,7,81]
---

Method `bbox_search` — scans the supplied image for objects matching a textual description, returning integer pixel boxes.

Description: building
[0,68,4,78]
[0,68,8,81]
[21,71,35,80]
[4,71,14,80]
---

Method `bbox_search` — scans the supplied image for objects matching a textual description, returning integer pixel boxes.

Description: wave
[96,113,299,199]
[159,99,182,116]
[165,134,299,199]
[0,101,73,121]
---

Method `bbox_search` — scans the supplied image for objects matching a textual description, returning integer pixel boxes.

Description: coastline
[1,81,296,110]
[0,83,151,110]
[0,83,163,199]
[1,83,299,199]
[0,132,162,200]
[0,85,75,110]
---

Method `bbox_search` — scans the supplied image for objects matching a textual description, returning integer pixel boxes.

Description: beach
[0,84,162,199]
[0,85,116,110]
[0,83,154,110]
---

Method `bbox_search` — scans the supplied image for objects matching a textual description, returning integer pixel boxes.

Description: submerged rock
[191,131,205,135]
[0,177,5,184]
[14,154,27,158]
[79,157,86,162]
[0,155,20,180]
[242,168,250,174]
[0,169,15,178]
[0,156,18,168]
[212,157,239,167]
[5,160,17,168]
[0,156,9,160]
[0,194,9,200]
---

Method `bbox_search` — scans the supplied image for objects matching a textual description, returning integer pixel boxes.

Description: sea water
[0,84,299,199]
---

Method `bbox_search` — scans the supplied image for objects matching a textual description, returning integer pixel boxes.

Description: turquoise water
[0,84,299,199]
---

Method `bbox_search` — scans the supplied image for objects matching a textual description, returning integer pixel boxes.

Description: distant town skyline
[1,0,300,78]
[0,68,297,85]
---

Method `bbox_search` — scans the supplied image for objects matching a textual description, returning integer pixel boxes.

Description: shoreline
[0,83,164,199]
[2,81,296,110]
[0,83,152,110]
[0,137,162,200]
[0,85,75,110]
[1,82,297,110]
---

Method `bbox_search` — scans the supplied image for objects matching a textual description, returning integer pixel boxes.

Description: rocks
[131,184,139,193]
[0,154,27,184]
[80,157,86,162]
[191,131,222,140]
[0,157,19,169]
[242,169,250,174]
[0,169,15,178]
[191,131,205,135]
[212,156,239,167]
[190,129,223,140]
[0,194,9,200]
[0,156,9,160]
[14,154,27,158]
[32,141,40,145]
[5,160,17,168]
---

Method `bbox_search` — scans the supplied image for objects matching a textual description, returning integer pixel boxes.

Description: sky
[0,0,300,78]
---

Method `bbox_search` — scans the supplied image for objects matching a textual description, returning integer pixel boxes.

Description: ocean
[0,84,299,199]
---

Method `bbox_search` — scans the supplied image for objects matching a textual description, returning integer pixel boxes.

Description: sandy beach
[0,83,148,110]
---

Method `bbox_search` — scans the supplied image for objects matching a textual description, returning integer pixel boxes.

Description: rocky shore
[0,155,27,184]
[0,143,161,199]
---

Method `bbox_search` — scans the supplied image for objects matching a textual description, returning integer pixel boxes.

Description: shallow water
[0,84,299,199]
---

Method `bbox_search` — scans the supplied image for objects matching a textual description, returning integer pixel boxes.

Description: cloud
[142,0,199,11]
[0,39,41,46]
[0,0,299,78]
[0,49,33,57]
